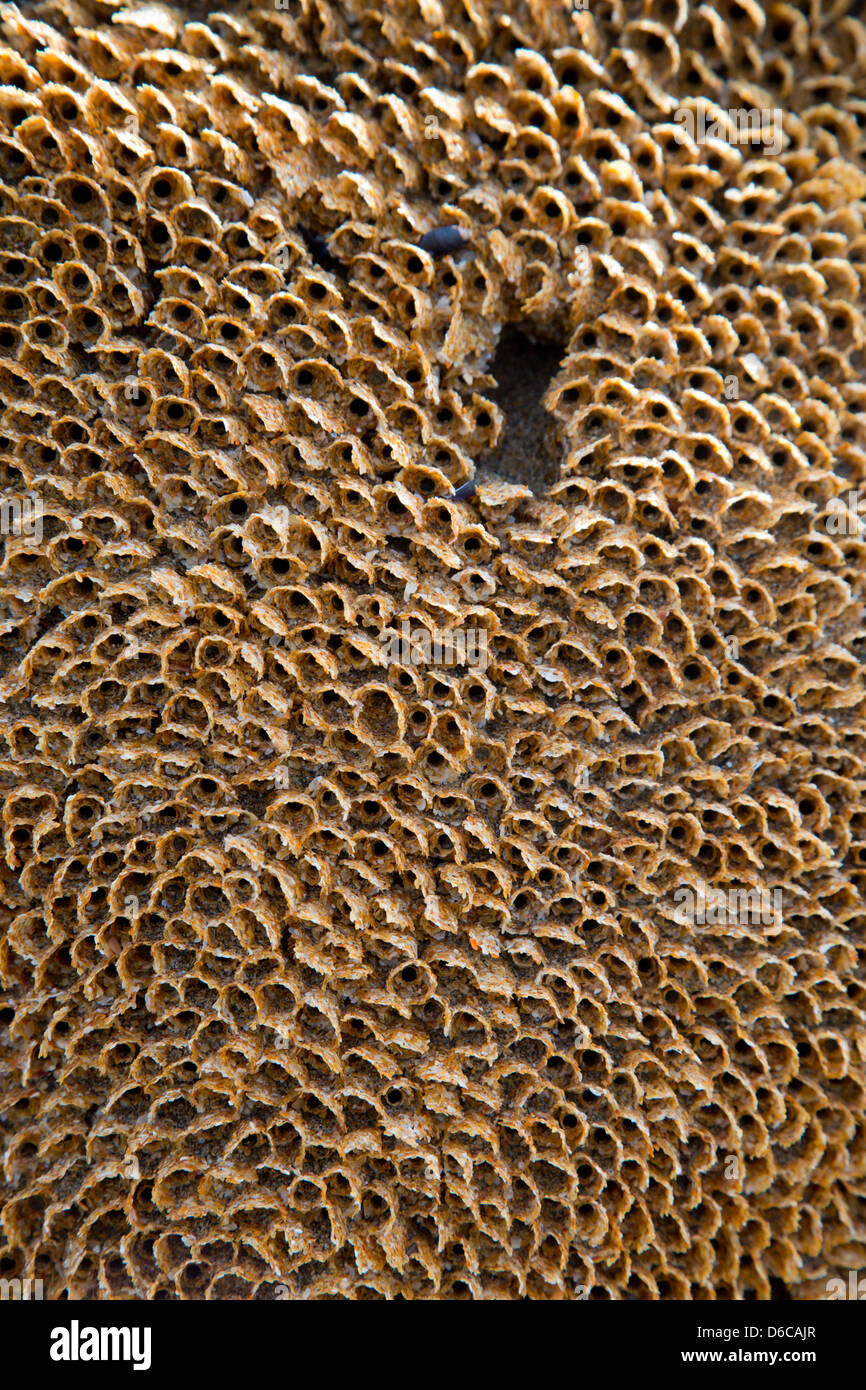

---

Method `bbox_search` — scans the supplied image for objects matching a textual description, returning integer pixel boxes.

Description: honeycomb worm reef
[0,0,865,1300]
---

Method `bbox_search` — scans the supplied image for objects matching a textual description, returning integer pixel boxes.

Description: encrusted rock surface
[0,0,865,1299]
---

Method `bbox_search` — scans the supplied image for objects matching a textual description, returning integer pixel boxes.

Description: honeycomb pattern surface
[1,0,865,1301]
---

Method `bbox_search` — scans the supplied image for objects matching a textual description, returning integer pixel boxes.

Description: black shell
[419,225,470,257]
[299,226,343,274]
[450,480,476,500]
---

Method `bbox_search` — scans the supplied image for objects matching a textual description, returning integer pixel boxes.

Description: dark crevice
[476,328,567,495]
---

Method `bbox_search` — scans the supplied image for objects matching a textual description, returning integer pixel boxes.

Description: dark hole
[475,327,566,495]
